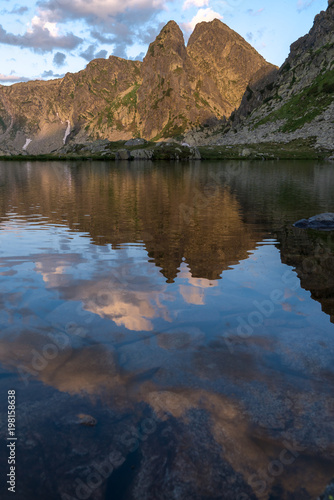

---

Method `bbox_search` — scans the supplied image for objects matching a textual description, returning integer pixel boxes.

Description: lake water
[0,160,333,500]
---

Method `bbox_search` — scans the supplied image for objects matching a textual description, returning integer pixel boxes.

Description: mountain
[0,19,274,155]
[187,19,275,114]
[187,0,334,153]
[0,57,142,154]
[136,19,275,141]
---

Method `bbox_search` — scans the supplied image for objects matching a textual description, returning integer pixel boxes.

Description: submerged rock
[294,213,334,230]
[318,478,334,500]
[76,414,97,426]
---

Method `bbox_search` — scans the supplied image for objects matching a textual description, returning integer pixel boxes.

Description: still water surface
[0,160,333,500]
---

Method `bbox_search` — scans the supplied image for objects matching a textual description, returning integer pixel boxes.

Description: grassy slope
[255,68,334,132]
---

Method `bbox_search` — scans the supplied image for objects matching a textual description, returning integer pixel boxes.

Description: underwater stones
[77,414,97,426]
[294,213,334,230]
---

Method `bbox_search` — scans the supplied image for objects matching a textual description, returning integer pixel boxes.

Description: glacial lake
[0,160,333,500]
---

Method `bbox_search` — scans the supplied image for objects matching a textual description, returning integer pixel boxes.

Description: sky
[0,0,328,85]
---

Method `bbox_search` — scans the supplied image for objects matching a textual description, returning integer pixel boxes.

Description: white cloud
[183,7,223,32]
[182,0,209,11]
[29,15,59,37]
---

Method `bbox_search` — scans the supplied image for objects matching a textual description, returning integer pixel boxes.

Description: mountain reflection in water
[0,160,333,500]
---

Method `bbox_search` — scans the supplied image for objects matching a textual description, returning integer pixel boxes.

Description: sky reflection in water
[0,161,334,500]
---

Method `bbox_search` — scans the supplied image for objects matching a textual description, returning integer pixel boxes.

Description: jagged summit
[189,17,246,41]
[187,17,276,113]
[188,17,271,66]
[151,20,184,45]
[144,19,187,63]
[161,19,183,33]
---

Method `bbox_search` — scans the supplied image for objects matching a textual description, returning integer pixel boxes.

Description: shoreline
[0,139,332,162]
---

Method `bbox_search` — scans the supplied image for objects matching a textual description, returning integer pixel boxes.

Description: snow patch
[63,120,71,144]
[23,138,32,151]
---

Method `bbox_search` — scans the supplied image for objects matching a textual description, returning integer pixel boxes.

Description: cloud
[112,44,128,59]
[90,31,114,44]
[246,8,264,16]
[95,49,108,59]
[182,8,223,32]
[30,14,59,37]
[182,0,209,10]
[179,285,205,305]
[0,24,82,52]
[90,22,136,59]
[246,28,265,45]
[41,69,64,78]
[79,44,109,62]
[53,51,66,66]
[0,73,29,83]
[79,44,97,62]
[37,0,166,24]
[297,0,316,11]
[36,0,166,55]
[134,51,145,61]
[3,5,29,15]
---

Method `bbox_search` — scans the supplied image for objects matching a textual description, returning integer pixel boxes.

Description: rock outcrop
[294,213,334,230]
[187,19,276,116]
[0,19,274,154]
[188,0,334,152]
[0,57,142,154]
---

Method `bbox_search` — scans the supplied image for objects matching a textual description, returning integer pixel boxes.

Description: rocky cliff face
[188,0,334,151]
[137,21,199,140]
[187,19,275,115]
[0,19,273,154]
[0,57,142,154]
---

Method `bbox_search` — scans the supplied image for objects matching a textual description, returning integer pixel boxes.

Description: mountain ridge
[0,18,275,155]
[185,0,334,154]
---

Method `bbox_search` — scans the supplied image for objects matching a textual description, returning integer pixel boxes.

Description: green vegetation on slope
[93,83,141,130]
[255,68,334,132]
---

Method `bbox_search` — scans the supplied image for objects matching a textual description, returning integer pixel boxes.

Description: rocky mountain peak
[188,17,271,70]
[160,20,183,35]
[187,17,275,114]
[137,21,194,139]
[289,0,334,59]
[0,17,277,152]
[144,20,187,63]
[188,18,241,44]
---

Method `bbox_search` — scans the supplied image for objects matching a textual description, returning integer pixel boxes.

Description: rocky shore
[0,137,332,162]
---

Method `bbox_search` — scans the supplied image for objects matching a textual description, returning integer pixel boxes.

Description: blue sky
[0,0,328,84]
